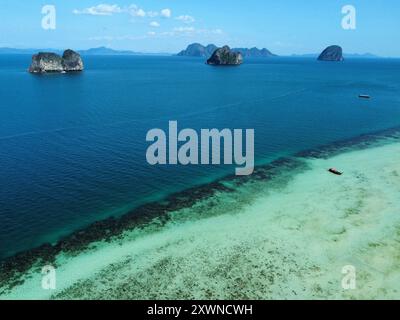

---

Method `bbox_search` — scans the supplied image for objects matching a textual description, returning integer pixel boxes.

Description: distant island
[177,43,276,58]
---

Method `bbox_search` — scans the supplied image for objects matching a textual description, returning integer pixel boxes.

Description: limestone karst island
[29,49,84,73]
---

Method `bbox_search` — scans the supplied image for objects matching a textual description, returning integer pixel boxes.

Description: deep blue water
[0,55,400,260]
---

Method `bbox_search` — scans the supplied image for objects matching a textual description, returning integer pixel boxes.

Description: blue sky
[0,0,399,56]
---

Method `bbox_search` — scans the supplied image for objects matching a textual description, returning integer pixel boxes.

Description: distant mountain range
[233,47,277,58]
[177,44,218,57]
[177,43,277,58]
[79,47,169,56]
[0,47,169,56]
[0,47,62,55]
[80,47,140,55]
[0,46,384,59]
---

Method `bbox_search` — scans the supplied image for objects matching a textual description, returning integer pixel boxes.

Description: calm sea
[0,55,399,259]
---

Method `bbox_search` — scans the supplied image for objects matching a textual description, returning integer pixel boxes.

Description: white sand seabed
[2,140,400,299]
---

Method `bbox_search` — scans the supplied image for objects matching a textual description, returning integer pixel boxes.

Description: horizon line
[0,45,399,59]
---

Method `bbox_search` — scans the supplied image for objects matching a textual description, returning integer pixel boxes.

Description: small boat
[359,94,371,99]
[329,168,343,176]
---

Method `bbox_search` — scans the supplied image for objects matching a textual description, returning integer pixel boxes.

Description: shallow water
[1,55,400,260]
[1,135,400,300]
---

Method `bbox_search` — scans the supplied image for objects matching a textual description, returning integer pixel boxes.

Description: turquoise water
[1,55,400,260]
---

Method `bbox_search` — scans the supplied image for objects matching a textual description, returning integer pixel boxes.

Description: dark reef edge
[1,126,400,292]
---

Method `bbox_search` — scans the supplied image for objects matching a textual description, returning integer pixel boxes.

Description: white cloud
[74,4,173,20]
[175,15,195,24]
[90,26,224,42]
[76,4,223,42]
[127,5,146,17]
[147,11,159,18]
[160,8,172,18]
[211,28,223,35]
[73,4,147,17]
[159,31,175,36]
[136,9,146,17]
[149,21,160,28]
[173,26,195,33]
[73,4,122,16]
[171,27,223,36]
